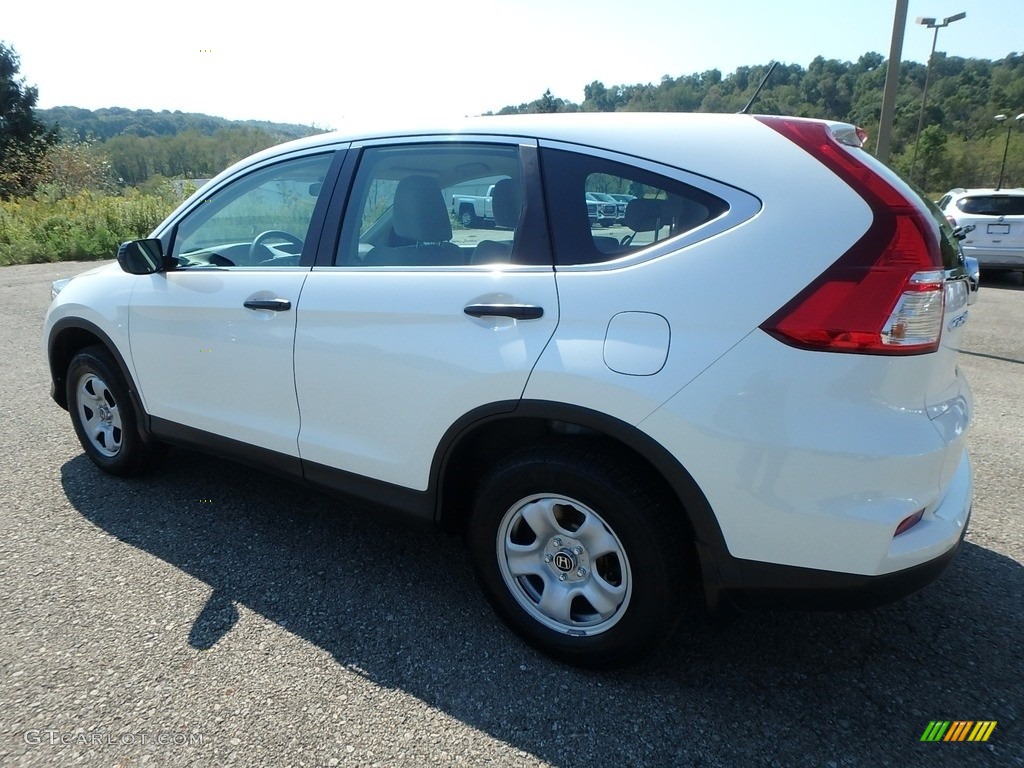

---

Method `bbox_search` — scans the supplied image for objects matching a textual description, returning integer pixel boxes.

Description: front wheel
[467,444,690,668]
[66,346,164,476]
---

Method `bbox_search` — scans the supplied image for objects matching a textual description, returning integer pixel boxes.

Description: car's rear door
[293,138,558,496]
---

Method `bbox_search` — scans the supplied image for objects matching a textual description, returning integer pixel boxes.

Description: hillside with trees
[37,105,313,142]
[495,52,1024,193]
[36,106,319,187]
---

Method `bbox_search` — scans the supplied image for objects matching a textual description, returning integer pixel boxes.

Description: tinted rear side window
[539,148,728,265]
[956,196,1024,216]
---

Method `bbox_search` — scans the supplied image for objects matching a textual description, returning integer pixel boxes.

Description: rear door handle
[244,298,292,312]
[464,304,544,320]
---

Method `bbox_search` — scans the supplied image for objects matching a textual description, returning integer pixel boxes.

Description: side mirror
[117,239,164,275]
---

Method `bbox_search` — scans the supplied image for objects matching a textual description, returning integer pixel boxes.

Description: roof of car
[313,112,758,145]
[225,112,826,175]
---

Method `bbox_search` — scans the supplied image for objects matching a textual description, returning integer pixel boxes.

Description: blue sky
[4,0,1020,127]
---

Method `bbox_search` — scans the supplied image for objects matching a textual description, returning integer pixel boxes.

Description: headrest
[393,175,452,242]
[623,198,665,233]
[491,178,523,229]
[623,196,711,235]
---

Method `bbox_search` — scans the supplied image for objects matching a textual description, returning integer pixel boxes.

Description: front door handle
[464,304,544,320]
[244,298,292,312]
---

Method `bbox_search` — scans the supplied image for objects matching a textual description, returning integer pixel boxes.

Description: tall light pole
[909,12,966,184]
[994,113,1024,190]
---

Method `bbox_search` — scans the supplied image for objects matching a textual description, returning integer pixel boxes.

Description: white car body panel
[640,329,972,576]
[128,268,309,457]
[294,268,558,490]
[43,262,137,375]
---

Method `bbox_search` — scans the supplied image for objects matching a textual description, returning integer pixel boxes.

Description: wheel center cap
[99,405,111,422]
[552,550,576,573]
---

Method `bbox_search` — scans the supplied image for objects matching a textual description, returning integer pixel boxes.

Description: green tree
[33,137,115,201]
[915,125,949,191]
[0,42,56,198]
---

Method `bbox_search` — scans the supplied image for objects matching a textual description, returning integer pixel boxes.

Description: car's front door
[294,140,558,494]
[129,151,339,464]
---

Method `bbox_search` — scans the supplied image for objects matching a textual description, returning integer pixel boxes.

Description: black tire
[66,346,164,476]
[467,442,690,669]
[459,205,477,228]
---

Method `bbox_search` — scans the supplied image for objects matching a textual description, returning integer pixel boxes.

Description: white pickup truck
[448,181,499,227]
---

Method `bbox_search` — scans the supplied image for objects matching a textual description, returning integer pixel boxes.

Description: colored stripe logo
[920,721,997,742]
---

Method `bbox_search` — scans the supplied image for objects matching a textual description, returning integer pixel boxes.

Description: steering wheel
[249,230,304,263]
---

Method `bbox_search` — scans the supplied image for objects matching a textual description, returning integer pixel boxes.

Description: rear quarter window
[539,148,728,266]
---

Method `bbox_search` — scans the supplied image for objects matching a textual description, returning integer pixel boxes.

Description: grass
[0,190,177,266]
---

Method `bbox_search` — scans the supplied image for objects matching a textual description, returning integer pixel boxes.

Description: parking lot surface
[1,262,1021,767]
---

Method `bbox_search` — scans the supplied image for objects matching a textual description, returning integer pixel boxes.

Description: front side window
[336,143,523,267]
[171,153,334,267]
[540,148,728,265]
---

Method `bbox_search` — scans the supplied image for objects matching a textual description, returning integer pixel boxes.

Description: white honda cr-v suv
[45,114,975,668]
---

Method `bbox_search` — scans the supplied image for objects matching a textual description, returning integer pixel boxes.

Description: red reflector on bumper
[895,509,925,536]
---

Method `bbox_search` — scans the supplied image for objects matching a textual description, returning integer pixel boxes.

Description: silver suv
[938,187,1024,274]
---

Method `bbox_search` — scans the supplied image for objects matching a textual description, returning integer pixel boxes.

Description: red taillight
[756,116,944,355]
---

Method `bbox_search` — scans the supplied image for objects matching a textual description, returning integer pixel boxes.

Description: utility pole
[876,0,908,163]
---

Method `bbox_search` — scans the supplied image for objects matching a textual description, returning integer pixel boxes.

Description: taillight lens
[881,270,945,348]
[756,116,944,355]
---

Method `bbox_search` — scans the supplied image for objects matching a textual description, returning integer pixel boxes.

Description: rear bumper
[963,246,1024,269]
[699,511,968,610]
[697,449,973,611]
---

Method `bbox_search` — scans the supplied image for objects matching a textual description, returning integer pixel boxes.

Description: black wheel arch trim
[429,398,734,575]
[47,317,163,451]
[49,317,138,412]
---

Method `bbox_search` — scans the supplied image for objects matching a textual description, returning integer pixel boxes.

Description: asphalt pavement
[1,262,1021,767]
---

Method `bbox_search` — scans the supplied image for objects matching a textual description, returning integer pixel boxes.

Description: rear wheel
[459,206,477,228]
[467,443,690,668]
[460,205,479,227]
[66,346,163,476]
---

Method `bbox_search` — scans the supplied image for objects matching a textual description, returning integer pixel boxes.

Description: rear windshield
[956,195,1024,216]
